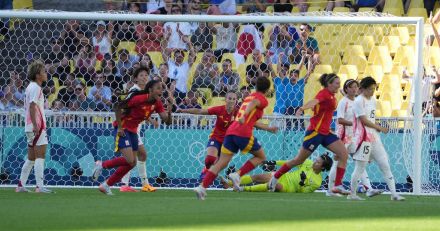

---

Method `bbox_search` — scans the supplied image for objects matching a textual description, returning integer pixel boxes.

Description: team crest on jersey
[210,141,214,145]
[125,140,130,146]
[309,144,315,150]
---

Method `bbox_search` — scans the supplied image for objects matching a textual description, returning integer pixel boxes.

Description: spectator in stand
[60,20,81,58]
[74,44,96,84]
[192,50,219,92]
[239,85,252,104]
[162,28,196,105]
[212,23,238,62]
[0,0,12,37]
[52,55,72,84]
[274,0,294,13]
[57,73,79,108]
[246,49,269,87]
[92,21,114,61]
[88,70,113,111]
[52,99,66,111]
[178,90,202,109]
[3,70,25,108]
[74,82,96,111]
[44,38,65,75]
[135,21,163,54]
[207,0,237,15]
[146,0,166,13]
[116,49,139,79]
[163,5,192,51]
[154,63,177,107]
[267,24,298,64]
[214,58,240,96]
[236,24,264,64]
[291,0,308,12]
[153,0,173,14]
[101,58,118,87]
[351,0,384,12]
[116,21,138,42]
[191,22,214,52]
[291,23,320,71]
[187,0,205,33]
[242,0,266,13]
[139,53,159,78]
[0,91,9,110]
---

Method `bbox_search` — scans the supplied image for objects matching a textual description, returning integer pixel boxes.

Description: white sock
[328,160,338,191]
[34,158,45,188]
[376,158,397,196]
[19,159,34,187]
[350,161,368,196]
[121,170,131,186]
[360,170,373,190]
[137,161,149,185]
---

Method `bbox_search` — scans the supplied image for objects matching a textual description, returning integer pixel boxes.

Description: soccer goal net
[0,10,434,194]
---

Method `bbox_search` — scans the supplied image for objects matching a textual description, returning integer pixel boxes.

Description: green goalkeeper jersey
[276,159,322,193]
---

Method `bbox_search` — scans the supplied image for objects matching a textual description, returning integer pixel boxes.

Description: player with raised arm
[177,91,239,181]
[268,73,350,195]
[194,77,278,200]
[120,67,159,193]
[348,76,405,201]
[327,79,382,197]
[16,60,53,193]
[92,78,173,195]
[222,153,332,193]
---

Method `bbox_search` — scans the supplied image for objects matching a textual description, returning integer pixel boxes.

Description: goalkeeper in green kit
[222,153,333,193]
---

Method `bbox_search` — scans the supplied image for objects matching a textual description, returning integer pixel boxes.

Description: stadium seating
[407,8,428,20]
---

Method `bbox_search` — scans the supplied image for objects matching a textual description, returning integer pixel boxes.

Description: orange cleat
[141,184,157,192]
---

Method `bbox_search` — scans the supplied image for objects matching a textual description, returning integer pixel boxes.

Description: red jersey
[226,92,268,138]
[207,105,239,143]
[113,94,165,133]
[308,88,337,135]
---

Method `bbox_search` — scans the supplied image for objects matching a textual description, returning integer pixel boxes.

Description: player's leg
[120,150,139,192]
[137,145,155,192]
[32,130,52,193]
[17,133,36,192]
[199,141,220,182]
[326,159,339,196]
[325,138,350,194]
[361,169,383,197]
[348,160,367,200]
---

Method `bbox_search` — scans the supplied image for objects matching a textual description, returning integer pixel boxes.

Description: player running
[268,73,350,195]
[327,79,382,197]
[222,153,333,193]
[194,77,278,200]
[92,78,173,195]
[176,91,239,181]
[16,60,53,193]
[348,76,405,201]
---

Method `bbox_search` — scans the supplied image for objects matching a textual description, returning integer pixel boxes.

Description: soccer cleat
[366,189,384,197]
[194,185,207,200]
[391,194,405,201]
[219,176,230,189]
[99,183,113,196]
[268,176,278,192]
[238,186,244,192]
[228,172,241,192]
[141,184,157,192]
[331,185,351,195]
[326,190,343,197]
[120,185,138,192]
[35,187,54,193]
[347,194,365,201]
[92,161,103,182]
[15,186,31,193]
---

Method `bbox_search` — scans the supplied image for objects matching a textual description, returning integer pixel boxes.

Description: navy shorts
[302,130,339,152]
[113,127,139,152]
[206,139,222,155]
[221,135,261,155]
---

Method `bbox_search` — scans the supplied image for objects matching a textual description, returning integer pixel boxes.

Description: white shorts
[353,139,388,163]
[26,130,48,147]
[138,136,143,145]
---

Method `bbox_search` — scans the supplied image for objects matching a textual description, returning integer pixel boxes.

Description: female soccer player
[92,78,173,195]
[16,60,53,193]
[268,73,350,195]
[194,77,278,200]
[176,91,239,181]
[223,153,333,193]
[120,67,159,193]
[327,79,382,197]
[349,76,405,201]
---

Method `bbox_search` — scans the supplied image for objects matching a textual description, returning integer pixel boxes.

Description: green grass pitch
[0,188,439,231]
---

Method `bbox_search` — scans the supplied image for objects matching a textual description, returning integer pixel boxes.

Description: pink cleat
[120,185,139,192]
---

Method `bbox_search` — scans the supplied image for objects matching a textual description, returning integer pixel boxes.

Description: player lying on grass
[222,153,332,193]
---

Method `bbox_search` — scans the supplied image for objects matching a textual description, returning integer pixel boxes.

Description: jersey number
[370,110,375,119]
[235,101,250,122]
[363,145,370,154]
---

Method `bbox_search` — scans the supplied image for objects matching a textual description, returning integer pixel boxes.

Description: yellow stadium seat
[237,64,247,87]
[264,97,275,115]
[407,8,428,20]
[381,36,401,57]
[303,73,322,112]
[390,27,410,45]
[94,60,102,71]
[343,55,368,74]
[195,52,204,63]
[266,6,274,13]
[380,91,402,111]
[368,46,390,63]
[187,65,197,91]
[359,7,376,12]
[390,65,405,76]
[309,0,326,8]
[338,65,359,80]
[117,41,137,55]
[333,7,350,12]
[320,54,342,72]
[409,1,424,9]
[380,74,401,91]
[384,0,404,10]
[364,65,384,83]
[383,7,404,16]
[13,0,33,9]
[210,97,224,106]
[291,7,300,13]
[378,100,392,117]
[343,45,365,58]
[401,101,409,110]
[308,6,324,12]
[375,109,382,117]
[52,77,60,89]
[313,64,333,74]
[334,33,353,55]
[394,46,414,64]
[149,51,164,67]
[197,88,213,105]
[358,35,375,57]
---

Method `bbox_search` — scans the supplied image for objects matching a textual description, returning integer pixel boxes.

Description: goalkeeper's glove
[299,171,307,186]
[261,160,277,172]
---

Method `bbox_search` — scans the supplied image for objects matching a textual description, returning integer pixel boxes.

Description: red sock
[102,157,129,169]
[107,165,134,186]
[202,170,217,188]
[238,161,256,176]
[274,164,291,179]
[204,155,217,169]
[334,167,346,186]
[18,181,23,187]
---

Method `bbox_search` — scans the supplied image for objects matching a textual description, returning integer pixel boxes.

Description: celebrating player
[16,60,53,193]
[176,91,239,181]
[92,78,173,195]
[120,67,159,193]
[327,79,382,197]
[268,73,350,195]
[194,77,278,200]
[222,153,332,193]
[348,77,405,201]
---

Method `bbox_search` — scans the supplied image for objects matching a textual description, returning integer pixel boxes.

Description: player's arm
[176,108,209,115]
[29,102,40,134]
[254,121,278,133]
[113,101,127,137]
[296,99,319,116]
[358,115,388,133]
[238,99,261,124]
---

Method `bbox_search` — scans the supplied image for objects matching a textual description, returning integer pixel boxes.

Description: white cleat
[92,161,103,182]
[35,187,54,193]
[238,186,244,192]
[331,185,351,195]
[326,190,343,197]
[391,194,405,201]
[228,172,241,192]
[268,176,278,192]
[15,186,31,193]
[98,183,113,196]
[366,189,384,197]
[194,185,207,200]
[347,194,365,201]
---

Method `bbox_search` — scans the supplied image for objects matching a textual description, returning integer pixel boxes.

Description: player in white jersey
[327,79,382,197]
[348,76,404,201]
[120,67,158,192]
[16,61,53,193]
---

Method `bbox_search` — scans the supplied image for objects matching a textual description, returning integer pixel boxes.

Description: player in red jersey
[177,91,239,181]
[268,73,350,195]
[92,79,173,195]
[194,77,278,200]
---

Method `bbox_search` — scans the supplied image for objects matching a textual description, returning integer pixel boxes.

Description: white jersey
[353,94,380,147]
[336,96,355,144]
[24,82,46,132]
